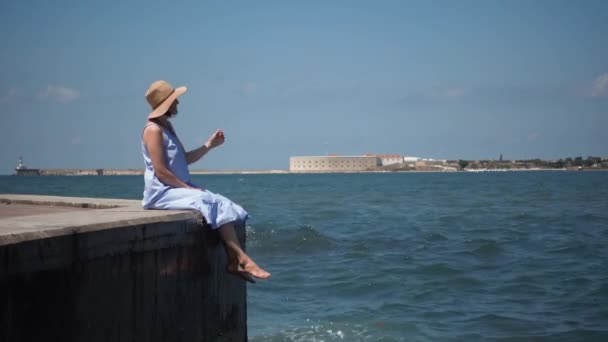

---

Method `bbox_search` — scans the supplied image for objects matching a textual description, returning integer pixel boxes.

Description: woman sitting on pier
[141,80,270,283]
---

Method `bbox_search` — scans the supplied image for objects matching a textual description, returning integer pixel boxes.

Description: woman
[141,80,270,283]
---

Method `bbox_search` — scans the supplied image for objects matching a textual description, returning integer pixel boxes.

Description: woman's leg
[217,222,270,282]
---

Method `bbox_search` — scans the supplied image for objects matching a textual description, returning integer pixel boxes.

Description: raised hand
[206,129,225,149]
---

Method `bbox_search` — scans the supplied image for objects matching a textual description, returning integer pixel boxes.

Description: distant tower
[499,154,503,161]
[16,155,27,170]
[15,156,40,176]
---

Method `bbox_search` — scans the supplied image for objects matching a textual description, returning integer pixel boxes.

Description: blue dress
[141,122,248,229]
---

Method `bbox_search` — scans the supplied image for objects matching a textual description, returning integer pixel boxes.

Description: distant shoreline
[5,168,608,176]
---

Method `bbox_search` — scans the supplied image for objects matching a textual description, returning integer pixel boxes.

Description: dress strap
[143,121,159,129]
[142,121,163,139]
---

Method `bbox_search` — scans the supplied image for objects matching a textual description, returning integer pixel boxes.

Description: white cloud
[590,73,608,97]
[444,88,467,98]
[242,81,257,96]
[527,132,539,143]
[38,85,80,103]
[401,86,467,103]
[0,88,22,103]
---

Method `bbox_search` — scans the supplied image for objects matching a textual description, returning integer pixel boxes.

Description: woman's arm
[143,125,197,189]
[186,129,225,165]
[186,143,211,165]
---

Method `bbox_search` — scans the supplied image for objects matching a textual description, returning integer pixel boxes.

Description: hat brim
[148,86,188,119]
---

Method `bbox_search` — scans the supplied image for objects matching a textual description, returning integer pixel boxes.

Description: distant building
[15,156,40,176]
[402,156,420,167]
[415,159,447,168]
[290,156,379,172]
[376,154,403,166]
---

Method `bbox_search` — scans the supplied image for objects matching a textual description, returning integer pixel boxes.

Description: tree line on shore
[457,156,607,170]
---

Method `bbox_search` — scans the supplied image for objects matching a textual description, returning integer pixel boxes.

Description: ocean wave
[449,276,484,288]
[249,320,375,342]
[247,224,335,255]
[423,232,448,241]
[415,262,463,276]
[546,240,595,256]
[465,238,504,258]
[343,241,371,258]
[495,282,548,296]
[460,313,545,332]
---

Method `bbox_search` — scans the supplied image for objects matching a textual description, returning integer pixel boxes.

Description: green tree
[458,160,469,170]
[585,156,602,167]
[583,157,593,167]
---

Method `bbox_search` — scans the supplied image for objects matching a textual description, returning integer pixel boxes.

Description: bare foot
[227,259,271,283]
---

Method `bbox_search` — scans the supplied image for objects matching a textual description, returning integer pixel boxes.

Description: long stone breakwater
[16,169,144,176]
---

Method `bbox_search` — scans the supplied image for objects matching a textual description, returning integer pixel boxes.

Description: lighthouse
[15,156,40,176]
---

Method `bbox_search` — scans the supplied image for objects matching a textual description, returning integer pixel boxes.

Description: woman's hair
[150,115,176,135]
[151,110,172,122]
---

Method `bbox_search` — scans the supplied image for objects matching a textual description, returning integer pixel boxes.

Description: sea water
[2,172,607,341]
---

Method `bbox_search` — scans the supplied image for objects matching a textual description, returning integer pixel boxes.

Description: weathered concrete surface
[0,194,201,246]
[0,203,92,219]
[0,194,247,342]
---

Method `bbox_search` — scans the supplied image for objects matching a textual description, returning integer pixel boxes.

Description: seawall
[0,194,247,342]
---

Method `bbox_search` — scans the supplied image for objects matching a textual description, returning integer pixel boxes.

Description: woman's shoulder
[142,122,163,141]
[144,122,161,131]
[144,120,165,133]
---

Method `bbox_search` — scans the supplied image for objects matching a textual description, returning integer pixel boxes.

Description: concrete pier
[0,194,247,342]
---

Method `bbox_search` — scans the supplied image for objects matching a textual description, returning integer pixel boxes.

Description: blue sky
[1,0,607,174]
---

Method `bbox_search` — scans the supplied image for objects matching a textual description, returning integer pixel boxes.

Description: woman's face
[167,99,179,117]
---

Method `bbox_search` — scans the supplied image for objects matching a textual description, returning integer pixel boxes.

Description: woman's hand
[186,129,224,165]
[205,129,225,149]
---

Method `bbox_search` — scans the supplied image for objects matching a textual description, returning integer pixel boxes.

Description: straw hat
[145,80,187,119]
